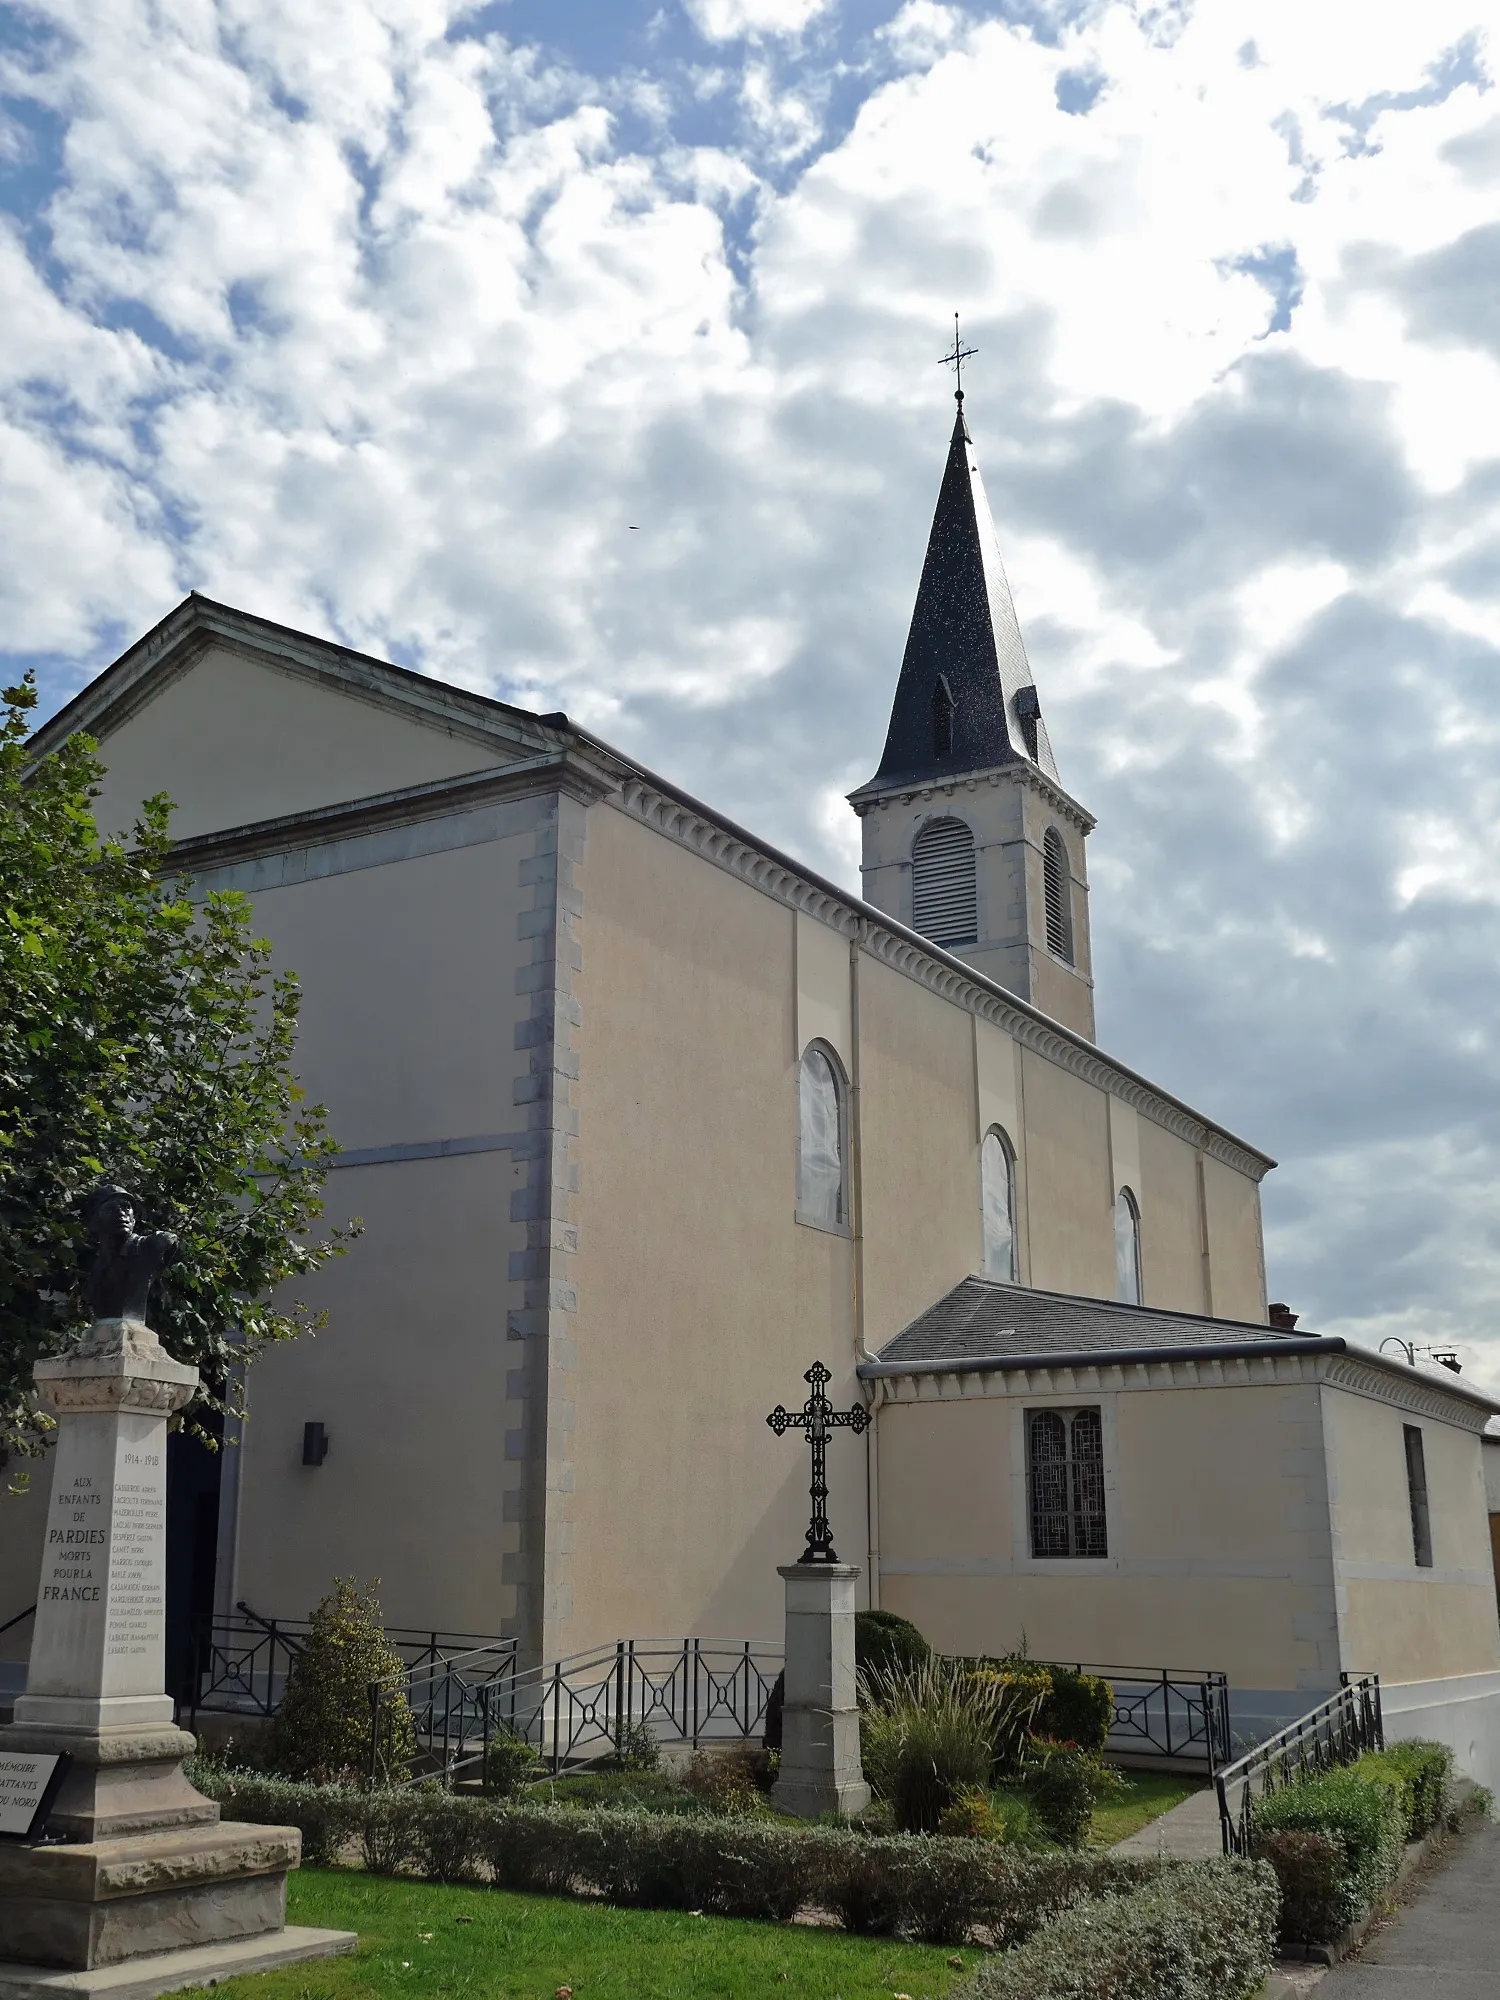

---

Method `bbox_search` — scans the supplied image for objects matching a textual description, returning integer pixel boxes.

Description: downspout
[850,927,880,1608]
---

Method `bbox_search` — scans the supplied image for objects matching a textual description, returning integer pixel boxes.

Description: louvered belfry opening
[1043,827,1072,962]
[911,816,978,947]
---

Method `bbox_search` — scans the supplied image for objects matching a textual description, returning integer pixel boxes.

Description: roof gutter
[857,1336,1347,1379]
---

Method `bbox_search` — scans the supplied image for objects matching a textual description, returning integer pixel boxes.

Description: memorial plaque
[0,1752,69,1841]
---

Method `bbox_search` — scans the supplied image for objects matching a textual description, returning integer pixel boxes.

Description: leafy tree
[267,1577,416,1784]
[1,672,356,1475]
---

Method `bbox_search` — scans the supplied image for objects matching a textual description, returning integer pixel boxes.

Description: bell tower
[849,380,1097,1040]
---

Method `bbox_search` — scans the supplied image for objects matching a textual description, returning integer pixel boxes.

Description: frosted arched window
[1114,1187,1142,1305]
[911,817,978,948]
[1043,827,1072,963]
[981,1128,1018,1283]
[797,1043,846,1230]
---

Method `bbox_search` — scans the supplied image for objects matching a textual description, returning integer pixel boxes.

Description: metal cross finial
[766,1360,870,1565]
[939,313,978,403]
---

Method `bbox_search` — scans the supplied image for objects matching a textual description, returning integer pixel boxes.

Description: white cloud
[5,0,1500,1375]
[683,0,834,44]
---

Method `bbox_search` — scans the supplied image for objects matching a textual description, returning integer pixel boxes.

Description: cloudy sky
[5,0,1500,1383]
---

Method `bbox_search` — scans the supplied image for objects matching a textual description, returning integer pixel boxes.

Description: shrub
[1369,1739,1453,1838]
[1251,1766,1405,1935]
[859,1659,1006,1833]
[481,1728,542,1799]
[193,1766,1170,1942]
[1038,1668,1115,1754]
[957,1857,1279,2000]
[856,1608,931,1678]
[203,1771,363,1866]
[1254,1829,1345,1950]
[614,1719,660,1771]
[680,1747,770,1816]
[530,1770,707,1816]
[1022,1736,1125,1848]
[937,1786,1006,1840]
[266,1578,416,1785]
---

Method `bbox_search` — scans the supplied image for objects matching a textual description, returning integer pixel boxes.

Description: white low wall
[1382,1669,1500,1793]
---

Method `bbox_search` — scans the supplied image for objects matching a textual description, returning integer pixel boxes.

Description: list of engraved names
[107,1451,164,1661]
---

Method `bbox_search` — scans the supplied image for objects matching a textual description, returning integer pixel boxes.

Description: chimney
[1268,1302,1300,1332]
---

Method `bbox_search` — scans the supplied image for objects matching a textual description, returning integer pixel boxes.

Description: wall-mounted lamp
[302,1421,330,1466]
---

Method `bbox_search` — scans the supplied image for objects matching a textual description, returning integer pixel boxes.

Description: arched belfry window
[1115,1187,1142,1305]
[911,818,978,948]
[932,675,956,760]
[1043,827,1072,964]
[981,1127,1018,1283]
[797,1042,846,1230]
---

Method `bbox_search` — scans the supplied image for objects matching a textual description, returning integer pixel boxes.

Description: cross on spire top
[939,313,978,404]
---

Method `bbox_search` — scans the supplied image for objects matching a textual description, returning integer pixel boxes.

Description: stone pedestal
[771,1563,870,1819]
[0,1320,354,1995]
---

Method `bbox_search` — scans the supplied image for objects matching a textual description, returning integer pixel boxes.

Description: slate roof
[863,1276,1321,1374]
[865,398,1058,789]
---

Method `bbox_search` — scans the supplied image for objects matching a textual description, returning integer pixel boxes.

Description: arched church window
[1027,1406,1108,1558]
[1114,1187,1142,1305]
[797,1042,846,1230]
[981,1127,1018,1282]
[1043,827,1072,963]
[932,675,956,759]
[911,818,978,948]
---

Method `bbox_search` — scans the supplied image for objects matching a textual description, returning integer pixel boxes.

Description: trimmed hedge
[955,1858,1278,2000]
[200,1771,1168,1945]
[1361,1740,1453,1839]
[1251,1763,1406,1941]
[1249,1738,1455,1947]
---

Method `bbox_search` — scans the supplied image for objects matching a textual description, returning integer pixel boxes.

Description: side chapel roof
[867,397,1057,789]
[861,1277,1500,1419]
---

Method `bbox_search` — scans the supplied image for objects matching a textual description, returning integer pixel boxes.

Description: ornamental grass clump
[859,1657,1034,1834]
[266,1577,416,1785]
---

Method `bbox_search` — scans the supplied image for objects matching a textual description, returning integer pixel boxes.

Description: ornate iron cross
[939,312,978,401]
[766,1360,870,1565]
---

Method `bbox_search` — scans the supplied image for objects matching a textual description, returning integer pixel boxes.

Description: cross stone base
[771,1563,870,1819]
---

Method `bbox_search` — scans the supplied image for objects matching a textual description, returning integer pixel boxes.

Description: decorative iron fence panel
[1034,1660,1232,1772]
[189,1603,516,1726]
[1214,1674,1383,1855]
[374,1637,783,1788]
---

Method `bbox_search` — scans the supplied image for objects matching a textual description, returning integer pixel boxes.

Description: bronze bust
[80,1185,177,1323]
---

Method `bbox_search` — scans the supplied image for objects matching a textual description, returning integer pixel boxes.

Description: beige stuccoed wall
[86,645,499,842]
[857,956,983,1353]
[563,805,865,1651]
[1137,1119,1208,1313]
[1202,1154,1267,1322]
[1321,1385,1500,1684]
[876,1378,1340,1687]
[222,827,540,1633]
[1017,1050,1115,1297]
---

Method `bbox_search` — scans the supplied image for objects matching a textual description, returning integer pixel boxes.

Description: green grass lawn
[183,1871,972,2000]
[1091,1772,1205,1845]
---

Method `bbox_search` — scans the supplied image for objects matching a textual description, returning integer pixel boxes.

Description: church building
[5,388,1499,1781]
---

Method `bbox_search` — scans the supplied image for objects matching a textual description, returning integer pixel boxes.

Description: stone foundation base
[0,1925,357,1998]
[0,1824,299,1973]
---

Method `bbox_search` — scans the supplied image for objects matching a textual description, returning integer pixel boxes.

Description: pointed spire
[869,387,1057,787]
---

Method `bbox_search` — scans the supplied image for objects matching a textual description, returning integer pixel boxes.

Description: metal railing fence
[188,1602,517,1727]
[370,1637,783,1788]
[1033,1660,1232,1771]
[1214,1674,1383,1855]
